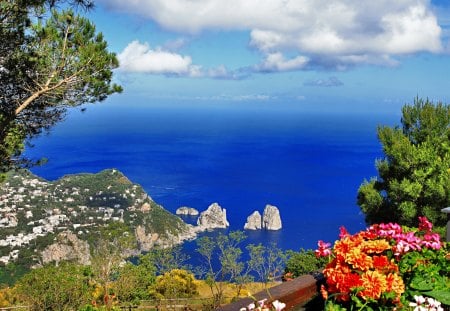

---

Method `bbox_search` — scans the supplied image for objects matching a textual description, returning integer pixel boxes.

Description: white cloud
[304,76,344,87]
[118,40,196,75]
[105,0,444,71]
[256,52,309,72]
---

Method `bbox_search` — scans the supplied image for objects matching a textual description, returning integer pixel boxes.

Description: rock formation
[197,202,229,230]
[262,204,282,230]
[41,231,91,265]
[244,211,262,230]
[176,206,199,216]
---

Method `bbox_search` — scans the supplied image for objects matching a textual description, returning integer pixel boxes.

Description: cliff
[262,204,282,230]
[197,202,229,230]
[0,169,196,267]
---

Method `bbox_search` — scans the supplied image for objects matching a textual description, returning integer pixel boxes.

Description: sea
[24,98,399,254]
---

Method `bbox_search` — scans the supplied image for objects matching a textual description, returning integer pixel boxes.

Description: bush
[150,269,199,299]
[284,249,327,278]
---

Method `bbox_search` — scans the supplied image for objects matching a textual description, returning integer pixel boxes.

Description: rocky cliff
[197,202,229,230]
[262,204,282,230]
[176,206,199,216]
[244,211,262,230]
[41,231,91,265]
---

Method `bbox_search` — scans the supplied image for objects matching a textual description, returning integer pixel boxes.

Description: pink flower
[339,226,350,238]
[421,233,442,250]
[315,240,332,257]
[418,216,433,233]
[258,299,267,308]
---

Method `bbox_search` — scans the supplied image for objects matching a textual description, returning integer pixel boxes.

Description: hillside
[0,169,196,269]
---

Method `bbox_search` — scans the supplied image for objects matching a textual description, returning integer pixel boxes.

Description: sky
[82,0,450,114]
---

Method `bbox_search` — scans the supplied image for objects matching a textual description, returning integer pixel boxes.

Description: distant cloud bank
[109,0,444,75]
[304,77,344,87]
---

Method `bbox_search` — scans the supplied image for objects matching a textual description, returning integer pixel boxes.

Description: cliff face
[197,203,229,230]
[41,231,91,265]
[0,169,195,268]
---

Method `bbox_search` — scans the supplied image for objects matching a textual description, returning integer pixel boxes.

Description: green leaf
[425,290,450,306]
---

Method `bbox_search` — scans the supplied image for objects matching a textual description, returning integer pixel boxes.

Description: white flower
[246,303,256,310]
[272,300,286,311]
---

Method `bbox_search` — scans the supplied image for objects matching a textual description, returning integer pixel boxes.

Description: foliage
[196,231,247,307]
[150,269,199,299]
[146,245,191,275]
[284,248,327,278]
[247,243,287,285]
[15,262,92,310]
[317,217,449,311]
[111,256,156,305]
[357,98,450,229]
[90,222,137,308]
[0,0,121,177]
[0,263,30,287]
[0,285,18,308]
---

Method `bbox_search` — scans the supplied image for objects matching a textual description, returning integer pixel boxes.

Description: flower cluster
[316,216,446,310]
[409,295,444,311]
[367,216,442,257]
[240,298,286,311]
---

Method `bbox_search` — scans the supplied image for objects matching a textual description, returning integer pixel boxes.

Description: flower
[272,300,286,311]
[317,216,447,311]
[314,240,332,257]
[418,216,433,233]
[409,295,444,311]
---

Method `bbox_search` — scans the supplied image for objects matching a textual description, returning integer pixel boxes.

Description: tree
[0,0,121,180]
[196,231,246,307]
[89,222,136,308]
[146,245,191,275]
[15,262,92,311]
[357,98,450,229]
[112,255,156,305]
[247,243,287,288]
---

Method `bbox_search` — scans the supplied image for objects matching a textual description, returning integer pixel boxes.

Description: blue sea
[25,99,399,252]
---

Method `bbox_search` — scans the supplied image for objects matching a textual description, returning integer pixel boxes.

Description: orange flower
[359,270,387,300]
[385,273,405,300]
[346,248,373,271]
[361,239,391,254]
[320,284,328,300]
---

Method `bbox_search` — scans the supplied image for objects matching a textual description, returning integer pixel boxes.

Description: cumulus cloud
[304,76,344,87]
[256,52,309,72]
[105,0,444,71]
[118,41,247,79]
[118,40,195,75]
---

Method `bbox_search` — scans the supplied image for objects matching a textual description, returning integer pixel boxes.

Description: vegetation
[317,217,449,310]
[0,0,121,181]
[358,98,450,230]
[15,262,92,311]
[284,249,328,278]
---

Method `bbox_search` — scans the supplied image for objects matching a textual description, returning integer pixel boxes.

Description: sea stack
[244,211,262,230]
[262,204,282,230]
[197,203,229,230]
[176,206,199,216]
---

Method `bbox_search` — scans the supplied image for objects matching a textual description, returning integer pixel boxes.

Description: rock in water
[244,211,262,230]
[197,203,229,230]
[262,204,282,230]
[176,206,199,216]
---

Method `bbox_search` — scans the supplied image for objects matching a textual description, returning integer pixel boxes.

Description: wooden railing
[217,272,324,310]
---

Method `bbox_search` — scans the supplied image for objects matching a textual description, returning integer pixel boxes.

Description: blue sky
[83,0,450,114]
